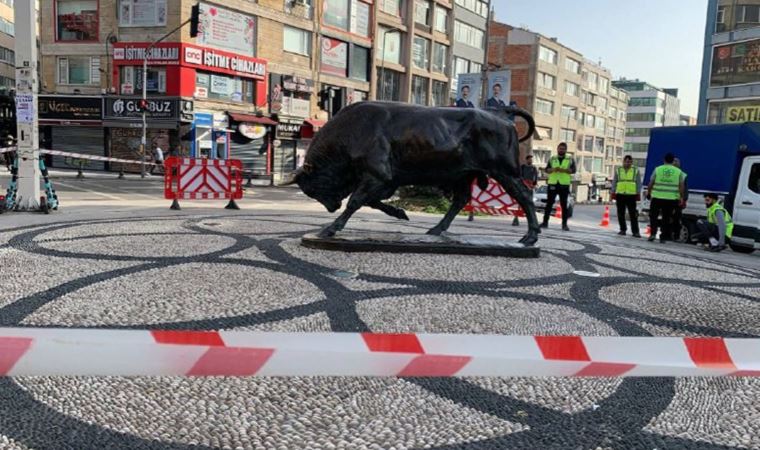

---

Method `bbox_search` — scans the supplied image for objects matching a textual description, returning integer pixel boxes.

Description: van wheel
[729,243,755,254]
[676,222,692,244]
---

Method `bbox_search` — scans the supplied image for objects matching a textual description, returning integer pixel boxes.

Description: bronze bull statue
[285,102,540,246]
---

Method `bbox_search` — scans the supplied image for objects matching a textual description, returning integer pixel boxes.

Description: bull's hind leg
[493,174,540,246]
[319,177,387,238]
[369,201,409,221]
[427,180,471,236]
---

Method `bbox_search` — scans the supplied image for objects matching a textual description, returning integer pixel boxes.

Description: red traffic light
[138,99,149,112]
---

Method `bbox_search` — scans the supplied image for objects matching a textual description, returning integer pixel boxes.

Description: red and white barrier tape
[1,329,759,377]
[0,147,157,166]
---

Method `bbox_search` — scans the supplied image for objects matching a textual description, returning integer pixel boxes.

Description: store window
[118,0,166,27]
[413,36,430,69]
[377,68,402,101]
[432,80,447,106]
[58,56,100,85]
[434,6,447,33]
[283,26,311,56]
[350,45,370,81]
[378,27,402,64]
[56,0,99,41]
[120,66,166,93]
[415,0,431,26]
[324,0,349,30]
[412,75,429,105]
[195,71,255,103]
[433,43,447,74]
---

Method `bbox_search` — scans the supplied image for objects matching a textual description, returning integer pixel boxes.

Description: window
[716,5,727,32]
[538,72,556,90]
[627,112,663,122]
[609,106,617,118]
[433,43,447,74]
[380,0,403,16]
[415,0,430,25]
[578,111,585,124]
[535,98,554,115]
[57,56,100,85]
[561,105,577,120]
[324,0,349,30]
[0,46,13,64]
[599,77,609,94]
[378,27,402,64]
[121,66,166,93]
[454,20,484,48]
[283,26,311,56]
[377,68,402,101]
[625,142,650,153]
[0,17,13,36]
[412,75,429,105]
[56,0,98,41]
[432,80,448,106]
[584,136,593,151]
[195,71,255,103]
[454,0,488,17]
[585,114,595,128]
[606,126,615,138]
[748,163,760,194]
[594,137,604,153]
[736,5,760,25]
[626,127,651,137]
[351,0,371,36]
[470,62,482,73]
[597,97,607,110]
[434,6,447,33]
[596,117,606,132]
[587,71,598,91]
[565,57,580,74]
[628,97,664,107]
[564,81,579,96]
[454,57,469,76]
[412,36,430,69]
[537,127,553,139]
[0,0,12,6]
[118,0,166,27]
[539,46,557,64]
[350,46,370,81]
[560,128,575,142]
[615,128,625,140]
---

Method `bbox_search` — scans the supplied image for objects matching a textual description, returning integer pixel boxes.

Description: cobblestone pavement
[1,209,760,450]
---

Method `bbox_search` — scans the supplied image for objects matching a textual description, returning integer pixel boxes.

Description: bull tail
[504,106,536,143]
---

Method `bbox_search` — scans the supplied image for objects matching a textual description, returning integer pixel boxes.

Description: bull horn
[277,170,301,187]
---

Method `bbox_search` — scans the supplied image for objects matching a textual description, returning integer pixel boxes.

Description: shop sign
[197,2,256,57]
[711,38,760,87]
[270,73,284,113]
[194,112,214,127]
[211,74,233,95]
[276,120,302,140]
[726,105,760,123]
[122,83,135,95]
[213,112,229,129]
[38,96,102,121]
[184,45,267,79]
[195,86,208,98]
[238,123,267,139]
[320,37,348,77]
[281,96,310,118]
[282,76,314,94]
[113,43,180,65]
[105,97,179,120]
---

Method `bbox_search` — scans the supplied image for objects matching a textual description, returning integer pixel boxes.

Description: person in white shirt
[150,144,164,175]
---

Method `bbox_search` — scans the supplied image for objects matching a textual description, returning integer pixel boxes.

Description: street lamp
[380,27,402,101]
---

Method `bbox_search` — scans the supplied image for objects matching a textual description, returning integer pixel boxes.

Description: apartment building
[449,0,488,103]
[699,0,760,124]
[488,21,627,199]
[612,79,680,170]
[0,0,14,90]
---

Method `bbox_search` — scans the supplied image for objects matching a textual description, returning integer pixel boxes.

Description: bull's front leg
[319,178,386,238]
[427,180,471,236]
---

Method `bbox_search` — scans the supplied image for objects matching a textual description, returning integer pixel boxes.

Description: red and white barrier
[1,329,759,377]
[164,157,243,201]
[464,177,524,217]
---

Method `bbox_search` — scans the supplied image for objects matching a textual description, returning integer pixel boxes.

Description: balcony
[284,0,313,20]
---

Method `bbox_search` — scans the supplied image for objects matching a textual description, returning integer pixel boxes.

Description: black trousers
[615,194,639,234]
[543,184,570,226]
[694,220,720,244]
[649,198,679,241]
[672,206,684,241]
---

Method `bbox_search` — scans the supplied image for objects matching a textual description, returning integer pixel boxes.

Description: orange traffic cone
[599,206,610,227]
[554,207,562,219]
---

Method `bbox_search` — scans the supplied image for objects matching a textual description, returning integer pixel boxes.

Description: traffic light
[138,99,149,112]
[190,4,200,38]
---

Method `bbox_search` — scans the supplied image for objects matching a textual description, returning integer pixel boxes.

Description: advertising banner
[486,70,511,107]
[197,2,256,57]
[455,73,482,108]
[321,37,348,77]
[711,39,760,87]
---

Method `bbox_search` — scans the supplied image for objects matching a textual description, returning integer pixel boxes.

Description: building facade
[699,0,760,124]
[488,22,627,200]
[0,0,14,90]
[449,0,488,104]
[612,79,680,170]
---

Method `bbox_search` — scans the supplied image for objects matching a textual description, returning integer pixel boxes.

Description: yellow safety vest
[547,157,572,186]
[651,165,683,200]
[616,167,638,195]
[707,202,734,239]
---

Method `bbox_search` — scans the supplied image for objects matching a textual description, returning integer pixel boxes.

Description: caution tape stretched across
[0,146,158,166]
[1,329,758,377]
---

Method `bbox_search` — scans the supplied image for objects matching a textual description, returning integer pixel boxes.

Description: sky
[493,0,708,117]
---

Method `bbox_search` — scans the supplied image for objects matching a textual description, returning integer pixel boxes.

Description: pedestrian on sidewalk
[694,193,733,252]
[150,143,164,175]
[611,155,642,237]
[513,154,538,226]
[541,142,576,231]
[647,153,685,243]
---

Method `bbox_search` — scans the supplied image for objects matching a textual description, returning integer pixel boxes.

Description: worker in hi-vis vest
[695,193,733,252]
[646,152,686,243]
[611,155,642,237]
[541,142,577,231]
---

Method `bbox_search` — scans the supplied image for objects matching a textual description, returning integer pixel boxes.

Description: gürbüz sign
[107,98,177,119]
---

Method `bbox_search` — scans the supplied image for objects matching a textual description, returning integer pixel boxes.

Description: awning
[228,112,277,126]
[304,119,326,131]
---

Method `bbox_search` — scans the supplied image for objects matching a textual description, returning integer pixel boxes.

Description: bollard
[225,199,240,210]
[170,199,181,210]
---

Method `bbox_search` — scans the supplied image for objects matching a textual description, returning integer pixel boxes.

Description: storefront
[103,96,193,172]
[227,112,276,181]
[270,74,314,176]
[38,95,105,171]
[707,100,760,124]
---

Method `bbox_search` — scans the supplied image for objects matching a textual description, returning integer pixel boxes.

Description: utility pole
[13,1,40,210]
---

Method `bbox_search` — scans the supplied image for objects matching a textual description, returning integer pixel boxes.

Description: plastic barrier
[164,157,243,210]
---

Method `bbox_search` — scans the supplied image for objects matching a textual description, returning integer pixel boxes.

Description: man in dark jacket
[514,154,539,226]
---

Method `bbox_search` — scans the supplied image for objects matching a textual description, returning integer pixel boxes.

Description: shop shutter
[229,132,268,177]
[50,127,105,171]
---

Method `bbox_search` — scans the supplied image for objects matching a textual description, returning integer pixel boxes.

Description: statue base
[301,231,540,258]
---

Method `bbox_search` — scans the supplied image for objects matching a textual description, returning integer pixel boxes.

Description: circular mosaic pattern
[1,212,760,449]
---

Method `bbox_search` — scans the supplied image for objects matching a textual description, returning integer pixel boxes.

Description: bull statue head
[278,162,349,213]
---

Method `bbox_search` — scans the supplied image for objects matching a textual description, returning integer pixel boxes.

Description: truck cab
[643,123,760,254]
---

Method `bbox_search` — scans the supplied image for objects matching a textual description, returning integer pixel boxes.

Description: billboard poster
[197,3,256,57]
[711,39,760,87]
[321,37,348,77]
[486,70,511,107]
[455,73,481,108]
